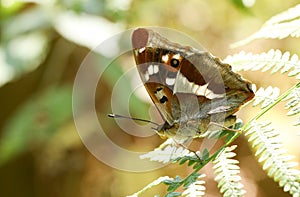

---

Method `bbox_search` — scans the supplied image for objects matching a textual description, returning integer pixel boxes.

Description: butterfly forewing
[133,46,178,124]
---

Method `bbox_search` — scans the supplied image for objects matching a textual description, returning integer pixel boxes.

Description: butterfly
[131,28,254,144]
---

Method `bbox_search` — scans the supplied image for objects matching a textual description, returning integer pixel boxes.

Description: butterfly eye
[170,58,180,68]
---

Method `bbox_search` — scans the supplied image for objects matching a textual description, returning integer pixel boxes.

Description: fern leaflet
[252,86,280,109]
[182,174,206,197]
[140,139,191,163]
[284,87,300,125]
[231,4,300,47]
[225,49,300,78]
[245,121,300,196]
[213,145,246,197]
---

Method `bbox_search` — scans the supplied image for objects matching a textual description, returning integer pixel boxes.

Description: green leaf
[165,192,181,197]
[183,173,201,188]
[202,148,210,161]
[164,176,183,192]
[1,31,50,86]
[0,86,72,165]
[229,0,253,13]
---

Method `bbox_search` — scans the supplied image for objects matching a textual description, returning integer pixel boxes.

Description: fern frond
[265,4,300,26]
[182,174,206,197]
[231,4,300,47]
[253,86,280,109]
[213,145,246,197]
[127,176,173,197]
[284,87,300,125]
[140,139,190,163]
[225,49,300,78]
[245,121,300,196]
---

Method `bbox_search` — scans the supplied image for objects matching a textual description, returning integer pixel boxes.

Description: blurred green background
[0,0,299,196]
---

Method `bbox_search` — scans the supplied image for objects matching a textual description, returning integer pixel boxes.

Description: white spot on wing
[148,65,154,75]
[172,54,180,59]
[205,89,225,99]
[153,65,159,74]
[166,77,176,86]
[174,73,226,99]
[196,83,209,95]
[154,88,167,104]
[162,54,169,62]
[192,85,198,93]
[138,47,145,53]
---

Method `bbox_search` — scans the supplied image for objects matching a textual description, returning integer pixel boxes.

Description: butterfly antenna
[108,114,160,127]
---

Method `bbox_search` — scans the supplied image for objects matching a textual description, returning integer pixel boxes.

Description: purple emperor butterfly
[131,28,254,143]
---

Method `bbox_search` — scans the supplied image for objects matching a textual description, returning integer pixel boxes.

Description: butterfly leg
[170,139,203,162]
[207,115,239,132]
[208,122,240,132]
[179,143,202,162]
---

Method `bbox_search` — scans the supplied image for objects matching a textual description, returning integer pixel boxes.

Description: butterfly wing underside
[132,28,254,138]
